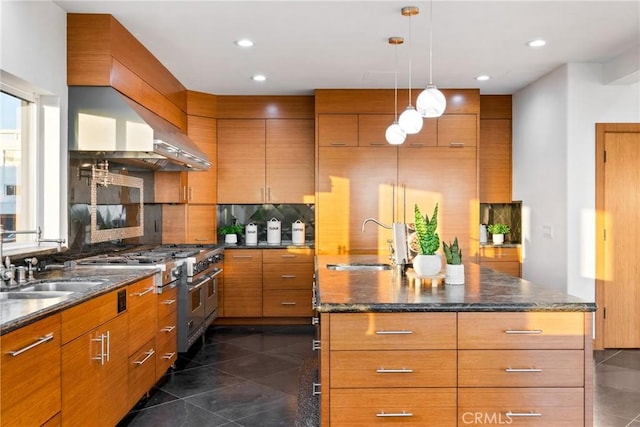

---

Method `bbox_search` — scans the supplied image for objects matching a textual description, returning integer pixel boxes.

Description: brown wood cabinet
[156,285,178,380]
[437,114,477,147]
[1,314,61,427]
[480,95,512,203]
[479,245,521,277]
[262,248,314,317]
[162,204,216,244]
[217,119,314,203]
[318,114,358,147]
[61,290,129,427]
[223,249,263,317]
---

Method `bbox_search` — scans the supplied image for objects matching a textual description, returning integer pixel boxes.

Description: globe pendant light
[398,6,423,135]
[385,36,406,145]
[416,0,446,118]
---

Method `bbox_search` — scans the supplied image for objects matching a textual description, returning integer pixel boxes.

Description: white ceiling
[54,1,640,96]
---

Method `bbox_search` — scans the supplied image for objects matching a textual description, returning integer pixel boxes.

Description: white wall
[0,0,68,242]
[513,62,640,300]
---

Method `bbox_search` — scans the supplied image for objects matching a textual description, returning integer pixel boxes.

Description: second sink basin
[327,263,392,271]
[21,281,105,293]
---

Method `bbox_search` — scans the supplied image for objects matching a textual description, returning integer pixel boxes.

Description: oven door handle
[191,275,212,291]
[209,269,223,278]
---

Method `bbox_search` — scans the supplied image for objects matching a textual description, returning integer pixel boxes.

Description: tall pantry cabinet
[315,89,480,259]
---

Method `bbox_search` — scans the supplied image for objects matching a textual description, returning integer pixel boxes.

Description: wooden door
[599,126,640,348]
[479,118,512,203]
[187,115,217,203]
[265,119,314,203]
[217,119,266,203]
[101,314,129,427]
[187,204,216,244]
[223,249,263,317]
[317,146,397,255]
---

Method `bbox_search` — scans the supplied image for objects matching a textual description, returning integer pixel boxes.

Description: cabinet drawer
[263,290,312,317]
[331,388,457,426]
[156,313,177,379]
[459,350,584,387]
[458,312,585,349]
[61,290,121,344]
[330,350,456,388]
[479,246,520,262]
[157,285,178,319]
[263,264,313,290]
[225,249,263,266]
[330,312,456,350]
[128,338,156,407]
[263,248,314,263]
[458,388,584,426]
[128,277,157,354]
[481,261,521,277]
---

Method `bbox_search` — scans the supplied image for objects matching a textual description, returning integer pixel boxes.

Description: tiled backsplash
[217,204,315,243]
[480,201,522,243]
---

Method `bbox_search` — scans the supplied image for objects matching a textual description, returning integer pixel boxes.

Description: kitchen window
[0,71,63,254]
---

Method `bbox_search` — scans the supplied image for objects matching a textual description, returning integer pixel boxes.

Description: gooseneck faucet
[360,218,409,273]
[361,218,392,232]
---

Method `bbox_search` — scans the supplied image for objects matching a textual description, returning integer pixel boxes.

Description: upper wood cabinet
[479,95,512,203]
[437,114,477,147]
[162,204,216,244]
[318,114,358,147]
[218,118,314,204]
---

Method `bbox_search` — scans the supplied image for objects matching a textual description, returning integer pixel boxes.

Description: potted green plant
[219,223,244,244]
[412,203,442,277]
[443,237,464,285]
[487,223,510,245]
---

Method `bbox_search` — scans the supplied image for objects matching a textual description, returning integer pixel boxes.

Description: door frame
[594,123,640,349]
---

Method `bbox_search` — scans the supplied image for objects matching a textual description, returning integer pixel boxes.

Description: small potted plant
[219,222,244,245]
[487,223,510,245]
[412,203,441,277]
[443,237,464,285]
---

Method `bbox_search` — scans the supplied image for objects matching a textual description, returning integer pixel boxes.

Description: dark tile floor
[119,326,640,427]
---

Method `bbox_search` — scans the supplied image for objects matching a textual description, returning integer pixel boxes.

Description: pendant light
[416,0,446,118]
[385,36,406,145]
[398,6,423,135]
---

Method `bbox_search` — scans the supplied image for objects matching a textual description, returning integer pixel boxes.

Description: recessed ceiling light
[527,39,546,48]
[252,74,266,82]
[475,75,491,81]
[235,39,254,47]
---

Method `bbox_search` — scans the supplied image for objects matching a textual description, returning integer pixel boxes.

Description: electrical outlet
[542,224,553,239]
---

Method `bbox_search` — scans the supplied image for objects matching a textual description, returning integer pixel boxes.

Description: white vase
[492,233,504,244]
[413,254,442,277]
[445,264,465,285]
[224,234,238,244]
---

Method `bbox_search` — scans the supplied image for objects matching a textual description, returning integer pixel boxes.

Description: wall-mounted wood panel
[187,90,218,118]
[480,95,512,119]
[217,96,314,119]
[67,14,112,85]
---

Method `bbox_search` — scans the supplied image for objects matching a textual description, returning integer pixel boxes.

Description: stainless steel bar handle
[106,331,110,363]
[409,143,425,147]
[281,255,297,258]
[376,368,414,373]
[267,187,271,202]
[330,142,347,146]
[193,276,212,290]
[375,330,413,335]
[161,325,176,333]
[182,186,187,201]
[134,349,155,365]
[161,299,176,305]
[505,367,542,373]
[189,187,193,201]
[280,301,297,305]
[281,275,296,279]
[505,329,543,335]
[261,188,265,202]
[8,332,54,357]
[133,287,154,297]
[233,255,254,259]
[506,411,542,418]
[91,334,105,365]
[449,142,465,147]
[376,411,413,418]
[162,352,176,360]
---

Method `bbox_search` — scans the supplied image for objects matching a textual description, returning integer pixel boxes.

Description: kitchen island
[314,255,596,426]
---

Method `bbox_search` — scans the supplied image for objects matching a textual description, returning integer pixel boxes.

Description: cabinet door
[479,118,511,202]
[317,147,397,255]
[187,116,217,204]
[187,204,216,244]
[1,314,61,427]
[154,171,187,203]
[398,146,478,257]
[437,114,477,147]
[318,114,358,147]
[217,119,266,203]
[100,314,129,427]
[162,204,188,244]
[223,249,263,317]
[266,119,314,203]
[358,114,393,147]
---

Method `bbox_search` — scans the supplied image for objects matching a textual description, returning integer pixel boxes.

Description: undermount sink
[0,291,74,300]
[20,281,104,293]
[326,263,393,271]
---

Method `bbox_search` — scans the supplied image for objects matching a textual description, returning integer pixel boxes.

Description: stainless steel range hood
[68,86,211,171]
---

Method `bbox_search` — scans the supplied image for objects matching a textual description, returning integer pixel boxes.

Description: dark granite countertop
[225,240,315,250]
[1,267,158,335]
[315,255,596,313]
[479,242,521,248]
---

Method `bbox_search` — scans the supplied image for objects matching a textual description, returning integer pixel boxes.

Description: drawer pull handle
[161,352,176,360]
[161,326,176,333]
[132,287,154,297]
[376,330,413,335]
[281,302,297,305]
[376,368,413,373]
[505,329,543,335]
[161,299,176,305]
[449,142,465,147]
[330,142,347,146]
[281,275,296,279]
[505,367,542,373]
[281,255,297,258]
[233,255,254,259]
[376,411,413,418]
[8,332,54,357]
[506,411,542,418]
[133,349,155,365]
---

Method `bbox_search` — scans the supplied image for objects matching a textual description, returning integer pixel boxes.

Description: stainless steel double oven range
[77,244,223,353]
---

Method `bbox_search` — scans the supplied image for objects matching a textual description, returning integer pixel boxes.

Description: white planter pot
[224,234,238,244]
[413,254,442,277]
[492,233,504,244]
[445,264,465,285]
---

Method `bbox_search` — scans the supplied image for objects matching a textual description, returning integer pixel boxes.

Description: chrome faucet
[361,217,391,232]
[361,218,409,273]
